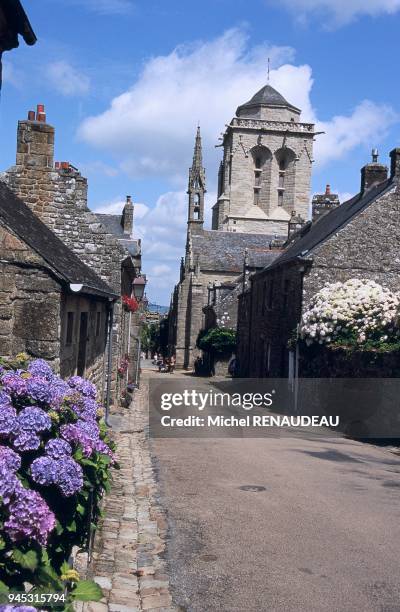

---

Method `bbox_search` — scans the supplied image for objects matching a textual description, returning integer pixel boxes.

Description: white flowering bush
[300,279,400,347]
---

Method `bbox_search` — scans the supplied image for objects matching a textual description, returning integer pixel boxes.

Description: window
[253,187,260,206]
[66,312,74,345]
[278,158,286,205]
[255,157,262,169]
[96,311,101,337]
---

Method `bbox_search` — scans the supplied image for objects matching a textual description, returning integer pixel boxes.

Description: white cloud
[94,197,149,218]
[46,61,90,97]
[314,101,398,166]
[79,28,397,183]
[1,60,24,89]
[79,29,295,180]
[79,160,119,178]
[271,0,400,26]
[337,191,355,203]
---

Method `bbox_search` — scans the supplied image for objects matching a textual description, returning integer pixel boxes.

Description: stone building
[0,181,116,394]
[312,184,340,222]
[212,84,314,234]
[236,149,400,377]
[169,83,314,369]
[2,105,143,402]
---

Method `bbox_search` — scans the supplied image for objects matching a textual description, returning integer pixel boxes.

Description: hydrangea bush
[300,279,400,347]
[0,354,114,604]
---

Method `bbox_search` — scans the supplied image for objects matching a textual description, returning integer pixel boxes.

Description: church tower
[212,84,315,235]
[187,126,206,234]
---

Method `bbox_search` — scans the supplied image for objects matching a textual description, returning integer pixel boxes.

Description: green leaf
[60,561,70,575]
[66,520,77,533]
[76,503,85,516]
[0,580,9,603]
[11,548,38,571]
[0,537,6,551]
[36,565,63,590]
[70,580,103,602]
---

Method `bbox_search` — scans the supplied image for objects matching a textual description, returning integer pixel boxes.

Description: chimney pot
[27,110,35,121]
[325,184,331,195]
[126,195,132,204]
[36,104,46,122]
[61,161,69,170]
[55,161,60,169]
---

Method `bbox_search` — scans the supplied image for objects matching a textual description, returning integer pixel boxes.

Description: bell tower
[187,126,206,234]
[212,84,315,235]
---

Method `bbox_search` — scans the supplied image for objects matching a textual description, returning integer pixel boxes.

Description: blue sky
[1,0,400,304]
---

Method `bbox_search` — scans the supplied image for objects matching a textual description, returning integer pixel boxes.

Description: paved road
[148,372,400,612]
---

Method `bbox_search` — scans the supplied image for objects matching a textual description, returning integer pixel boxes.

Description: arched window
[194,193,201,219]
[251,146,271,207]
[275,148,296,208]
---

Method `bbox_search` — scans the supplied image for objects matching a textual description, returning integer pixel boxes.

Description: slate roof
[237,84,300,115]
[0,182,117,297]
[192,230,281,272]
[96,213,140,257]
[268,178,394,270]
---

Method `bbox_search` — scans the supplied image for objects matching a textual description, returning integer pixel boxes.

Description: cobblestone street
[82,373,177,612]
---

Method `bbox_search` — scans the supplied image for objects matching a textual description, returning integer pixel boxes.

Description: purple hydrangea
[1,373,27,398]
[0,404,17,436]
[57,457,83,496]
[0,606,37,612]
[16,406,51,433]
[60,421,95,457]
[5,486,55,545]
[45,438,72,459]
[31,455,83,497]
[0,390,11,406]
[48,379,71,409]
[68,376,97,399]
[12,431,41,452]
[0,446,21,471]
[60,420,113,459]
[11,407,51,451]
[0,464,20,505]
[70,395,98,421]
[25,376,52,405]
[27,358,54,381]
[30,456,56,486]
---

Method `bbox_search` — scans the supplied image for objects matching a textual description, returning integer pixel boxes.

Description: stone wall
[0,224,61,368]
[236,261,304,378]
[303,184,400,307]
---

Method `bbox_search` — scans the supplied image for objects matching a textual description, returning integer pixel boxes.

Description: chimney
[390,148,400,180]
[325,184,331,195]
[360,149,388,192]
[16,104,54,169]
[121,195,134,235]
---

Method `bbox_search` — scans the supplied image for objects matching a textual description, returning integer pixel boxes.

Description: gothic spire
[187,126,206,232]
[192,125,203,170]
